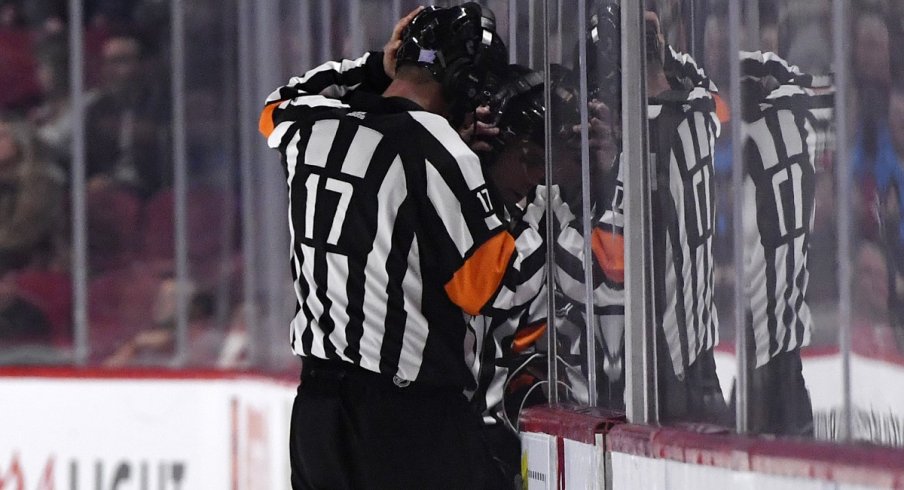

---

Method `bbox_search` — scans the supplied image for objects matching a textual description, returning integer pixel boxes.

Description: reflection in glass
[86,13,176,366]
[578,1,729,424]
[642,6,728,425]
[846,0,904,447]
[737,51,833,437]
[714,0,838,439]
[464,64,549,431]
[0,4,75,365]
[0,115,68,364]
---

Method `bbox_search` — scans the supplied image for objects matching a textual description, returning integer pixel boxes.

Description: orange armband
[513,322,547,353]
[445,231,515,316]
[259,101,281,138]
[591,228,625,284]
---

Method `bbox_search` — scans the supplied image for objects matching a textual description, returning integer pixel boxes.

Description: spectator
[780,1,833,75]
[141,186,241,311]
[102,275,224,368]
[0,0,42,113]
[86,180,142,275]
[84,0,141,28]
[0,252,56,364]
[85,30,171,200]
[0,0,22,27]
[86,260,165,363]
[879,85,904,335]
[853,6,891,102]
[91,185,241,366]
[0,114,65,267]
[14,265,72,347]
[0,254,50,343]
[850,7,893,240]
[184,88,231,186]
[29,32,91,170]
[17,0,64,30]
[851,240,904,356]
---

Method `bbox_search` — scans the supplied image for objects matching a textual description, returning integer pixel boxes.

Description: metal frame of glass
[32,0,894,448]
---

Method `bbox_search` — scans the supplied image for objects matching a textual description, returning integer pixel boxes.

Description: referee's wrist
[366,51,393,93]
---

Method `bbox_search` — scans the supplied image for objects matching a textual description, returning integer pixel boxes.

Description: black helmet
[585,2,621,108]
[480,64,581,166]
[491,66,545,148]
[396,3,508,112]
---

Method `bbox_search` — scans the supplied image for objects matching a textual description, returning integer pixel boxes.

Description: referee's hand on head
[384,6,424,79]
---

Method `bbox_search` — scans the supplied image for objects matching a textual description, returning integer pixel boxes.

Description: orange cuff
[714,93,731,124]
[259,101,280,138]
[445,231,515,316]
[591,228,625,284]
[513,322,547,353]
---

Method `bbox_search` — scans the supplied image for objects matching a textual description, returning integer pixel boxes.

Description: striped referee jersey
[596,48,721,378]
[468,187,547,426]
[552,185,625,314]
[740,51,834,367]
[259,52,538,389]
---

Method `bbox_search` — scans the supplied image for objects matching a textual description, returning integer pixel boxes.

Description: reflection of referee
[591,6,728,424]
[259,4,522,488]
[738,52,832,436]
[467,65,553,488]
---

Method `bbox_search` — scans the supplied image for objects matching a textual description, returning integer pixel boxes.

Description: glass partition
[622,0,730,427]
[546,0,592,409]
[722,0,839,439]
[846,0,904,447]
[0,2,73,365]
[181,0,243,368]
[3,0,903,451]
[80,1,176,367]
[538,0,734,425]
[537,0,629,412]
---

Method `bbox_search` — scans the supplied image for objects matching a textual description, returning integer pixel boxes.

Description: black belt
[300,357,462,397]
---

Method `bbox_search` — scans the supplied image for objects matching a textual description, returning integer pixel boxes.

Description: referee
[590,4,729,424]
[464,65,556,488]
[258,4,522,489]
[738,51,833,436]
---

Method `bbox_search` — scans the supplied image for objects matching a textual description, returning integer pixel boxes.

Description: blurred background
[1,0,904,485]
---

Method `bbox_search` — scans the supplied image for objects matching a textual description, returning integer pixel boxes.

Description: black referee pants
[741,349,814,436]
[655,321,732,427]
[728,321,814,437]
[658,346,732,427]
[290,358,491,490]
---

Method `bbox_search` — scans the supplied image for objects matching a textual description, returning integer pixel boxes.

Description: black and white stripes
[262,52,534,389]
[649,94,721,377]
[596,52,721,378]
[740,52,832,367]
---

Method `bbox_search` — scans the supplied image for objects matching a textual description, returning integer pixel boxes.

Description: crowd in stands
[1,0,902,370]
[696,0,904,356]
[846,1,904,353]
[0,0,254,369]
